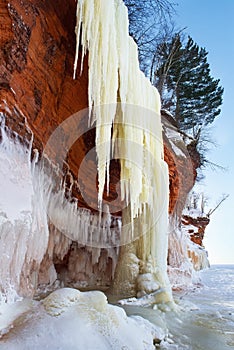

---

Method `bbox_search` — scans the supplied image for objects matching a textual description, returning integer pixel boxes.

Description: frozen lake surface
[123,265,234,349]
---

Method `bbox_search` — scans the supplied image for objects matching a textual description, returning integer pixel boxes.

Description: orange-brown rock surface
[0,0,122,215]
[162,111,196,217]
[182,215,210,246]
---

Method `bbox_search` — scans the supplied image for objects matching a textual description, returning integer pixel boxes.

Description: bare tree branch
[207,194,229,217]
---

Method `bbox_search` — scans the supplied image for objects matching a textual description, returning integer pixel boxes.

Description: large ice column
[74,0,172,301]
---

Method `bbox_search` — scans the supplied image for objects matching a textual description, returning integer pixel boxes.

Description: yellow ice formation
[74,0,172,301]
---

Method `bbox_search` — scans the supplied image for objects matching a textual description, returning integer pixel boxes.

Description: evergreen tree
[124,2,224,173]
[153,35,224,135]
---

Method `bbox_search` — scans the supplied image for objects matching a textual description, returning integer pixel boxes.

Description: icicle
[74,0,119,205]
[74,0,172,302]
[0,117,122,296]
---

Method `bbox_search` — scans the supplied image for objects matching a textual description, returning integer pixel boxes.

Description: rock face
[0,0,122,214]
[1,0,85,170]
[162,111,210,250]
[162,111,195,217]
[182,215,210,246]
[163,111,210,277]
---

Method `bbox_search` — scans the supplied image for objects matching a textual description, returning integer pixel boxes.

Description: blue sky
[175,0,234,264]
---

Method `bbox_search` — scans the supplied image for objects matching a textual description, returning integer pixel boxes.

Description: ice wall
[0,117,49,298]
[0,117,121,298]
[168,225,210,290]
[74,0,172,302]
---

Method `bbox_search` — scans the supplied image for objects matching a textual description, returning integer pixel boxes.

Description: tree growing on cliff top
[151,34,224,137]
[124,2,223,136]
[124,1,224,173]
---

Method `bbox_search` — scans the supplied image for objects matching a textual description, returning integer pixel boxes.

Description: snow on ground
[0,288,166,349]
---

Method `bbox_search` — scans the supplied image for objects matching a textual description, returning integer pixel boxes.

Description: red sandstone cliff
[0,0,123,215]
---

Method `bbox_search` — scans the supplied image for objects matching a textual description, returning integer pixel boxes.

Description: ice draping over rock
[0,117,49,297]
[0,120,120,297]
[74,0,172,301]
